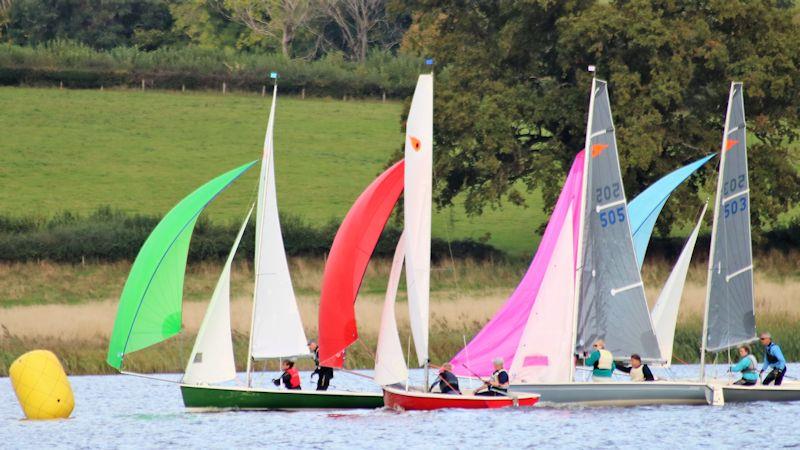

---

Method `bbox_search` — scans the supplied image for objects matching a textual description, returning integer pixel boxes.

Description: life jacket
[766,343,780,364]
[743,355,758,374]
[629,365,645,382]
[287,367,301,389]
[594,349,613,370]
[492,369,509,391]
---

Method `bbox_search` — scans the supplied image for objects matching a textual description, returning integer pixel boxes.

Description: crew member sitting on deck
[585,340,615,382]
[615,354,655,381]
[429,363,461,395]
[476,357,510,396]
[759,332,787,386]
[308,339,334,391]
[273,359,301,390]
[730,345,759,386]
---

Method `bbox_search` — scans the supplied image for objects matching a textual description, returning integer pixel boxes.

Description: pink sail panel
[318,160,404,368]
[450,151,585,377]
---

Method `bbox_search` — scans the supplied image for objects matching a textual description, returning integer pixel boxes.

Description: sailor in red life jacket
[273,359,301,390]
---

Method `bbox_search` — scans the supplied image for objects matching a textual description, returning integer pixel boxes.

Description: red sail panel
[318,160,404,367]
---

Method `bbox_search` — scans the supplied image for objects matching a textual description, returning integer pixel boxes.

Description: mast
[424,61,434,392]
[570,73,596,382]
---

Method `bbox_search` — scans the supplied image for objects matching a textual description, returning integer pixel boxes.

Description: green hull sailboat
[107,76,383,410]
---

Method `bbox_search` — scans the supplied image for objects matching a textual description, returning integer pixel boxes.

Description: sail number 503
[599,207,626,227]
[724,197,747,218]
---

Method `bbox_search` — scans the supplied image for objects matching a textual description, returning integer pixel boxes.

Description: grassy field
[0,86,547,256]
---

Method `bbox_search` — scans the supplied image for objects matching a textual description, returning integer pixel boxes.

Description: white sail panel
[404,74,433,366]
[250,85,309,359]
[374,232,409,386]
[510,205,576,384]
[184,206,253,384]
[651,204,707,367]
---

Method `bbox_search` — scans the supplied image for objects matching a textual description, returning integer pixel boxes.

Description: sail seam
[610,281,643,296]
[726,265,753,282]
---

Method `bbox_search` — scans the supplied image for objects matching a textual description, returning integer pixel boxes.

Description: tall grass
[0,41,423,97]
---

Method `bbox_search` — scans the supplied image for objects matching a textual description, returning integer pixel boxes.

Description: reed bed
[1,254,799,375]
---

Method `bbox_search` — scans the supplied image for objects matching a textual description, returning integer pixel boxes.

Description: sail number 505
[599,207,626,228]
[595,183,621,202]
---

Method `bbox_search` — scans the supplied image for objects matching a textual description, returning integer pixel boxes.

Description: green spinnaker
[107,160,257,369]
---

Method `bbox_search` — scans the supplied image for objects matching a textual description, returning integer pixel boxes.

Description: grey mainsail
[574,78,662,361]
[704,82,756,352]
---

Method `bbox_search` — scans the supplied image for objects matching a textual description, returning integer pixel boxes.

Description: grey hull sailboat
[510,78,712,406]
[700,83,800,403]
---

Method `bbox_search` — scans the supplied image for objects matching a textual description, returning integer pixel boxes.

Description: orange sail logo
[409,136,422,152]
[591,144,608,158]
[725,139,739,152]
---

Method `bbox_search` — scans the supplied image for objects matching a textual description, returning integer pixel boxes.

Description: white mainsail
[510,205,576,384]
[248,84,309,361]
[184,206,253,385]
[651,203,707,367]
[374,232,409,386]
[404,74,433,365]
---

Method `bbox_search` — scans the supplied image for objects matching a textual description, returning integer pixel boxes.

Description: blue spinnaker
[629,154,716,269]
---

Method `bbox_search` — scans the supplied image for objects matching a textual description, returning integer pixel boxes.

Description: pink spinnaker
[450,150,585,377]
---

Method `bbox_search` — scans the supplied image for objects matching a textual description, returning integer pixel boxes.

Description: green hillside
[0,87,547,256]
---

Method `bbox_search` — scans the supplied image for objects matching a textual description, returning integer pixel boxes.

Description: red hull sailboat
[383,386,539,411]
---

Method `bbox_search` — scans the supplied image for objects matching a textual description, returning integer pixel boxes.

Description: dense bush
[0,207,503,263]
[0,41,423,97]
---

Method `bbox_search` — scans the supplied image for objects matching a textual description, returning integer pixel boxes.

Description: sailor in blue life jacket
[585,339,615,382]
[429,363,461,395]
[759,332,787,386]
[615,354,655,381]
[273,359,301,390]
[308,339,334,391]
[730,344,759,386]
[476,357,510,396]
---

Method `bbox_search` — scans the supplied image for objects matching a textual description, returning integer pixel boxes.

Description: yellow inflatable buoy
[9,350,74,419]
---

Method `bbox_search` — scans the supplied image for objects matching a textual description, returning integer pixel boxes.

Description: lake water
[3,364,800,449]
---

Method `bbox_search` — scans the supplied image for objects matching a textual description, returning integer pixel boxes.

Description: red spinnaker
[318,160,404,367]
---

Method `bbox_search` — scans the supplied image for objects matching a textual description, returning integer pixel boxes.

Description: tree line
[0,0,409,61]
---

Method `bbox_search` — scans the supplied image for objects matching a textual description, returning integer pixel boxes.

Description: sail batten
[704,82,756,353]
[575,78,661,361]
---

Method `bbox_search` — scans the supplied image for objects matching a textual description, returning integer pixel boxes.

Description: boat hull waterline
[722,382,800,403]
[511,382,713,406]
[180,384,384,410]
[382,386,539,411]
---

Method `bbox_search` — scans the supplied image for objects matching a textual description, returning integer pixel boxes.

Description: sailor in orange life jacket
[273,359,301,390]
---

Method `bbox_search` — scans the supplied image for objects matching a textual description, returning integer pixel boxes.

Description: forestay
[106,160,256,370]
[184,206,253,384]
[249,84,308,360]
[704,82,756,352]
[575,78,661,360]
[651,204,707,366]
[404,74,433,366]
[374,232,409,386]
